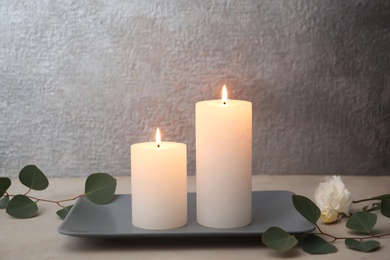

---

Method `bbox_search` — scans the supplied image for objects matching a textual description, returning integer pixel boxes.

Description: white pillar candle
[131,128,187,230]
[196,85,252,228]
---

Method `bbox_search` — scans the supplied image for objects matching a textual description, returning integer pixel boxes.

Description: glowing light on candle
[156,128,161,148]
[222,85,228,105]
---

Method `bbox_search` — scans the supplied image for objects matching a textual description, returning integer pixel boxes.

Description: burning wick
[222,85,228,105]
[156,128,161,148]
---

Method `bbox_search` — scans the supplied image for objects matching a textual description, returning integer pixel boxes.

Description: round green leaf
[85,173,116,204]
[302,234,337,254]
[0,177,11,197]
[19,165,49,191]
[292,195,321,225]
[346,211,377,234]
[345,238,380,252]
[6,195,38,218]
[380,198,390,218]
[56,205,73,220]
[0,195,10,209]
[262,227,298,252]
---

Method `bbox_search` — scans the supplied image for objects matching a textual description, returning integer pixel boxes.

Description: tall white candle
[196,85,252,228]
[131,128,187,230]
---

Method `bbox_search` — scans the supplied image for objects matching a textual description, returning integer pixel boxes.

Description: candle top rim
[131,141,186,149]
[196,99,251,106]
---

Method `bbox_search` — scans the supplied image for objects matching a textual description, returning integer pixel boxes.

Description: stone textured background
[1,0,389,177]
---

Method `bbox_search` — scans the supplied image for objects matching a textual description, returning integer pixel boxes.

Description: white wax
[131,142,187,230]
[196,99,252,228]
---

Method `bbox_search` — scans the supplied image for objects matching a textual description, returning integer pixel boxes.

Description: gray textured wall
[1,0,389,177]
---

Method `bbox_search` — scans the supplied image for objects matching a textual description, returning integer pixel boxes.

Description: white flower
[314,175,353,223]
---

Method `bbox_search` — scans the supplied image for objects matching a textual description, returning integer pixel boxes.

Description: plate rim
[58,191,315,238]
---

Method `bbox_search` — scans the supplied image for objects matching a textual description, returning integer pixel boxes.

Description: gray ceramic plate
[58,191,315,238]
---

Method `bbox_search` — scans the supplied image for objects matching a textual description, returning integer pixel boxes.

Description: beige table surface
[1,175,389,259]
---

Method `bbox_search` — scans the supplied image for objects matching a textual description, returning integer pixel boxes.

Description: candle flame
[156,128,161,148]
[222,85,228,105]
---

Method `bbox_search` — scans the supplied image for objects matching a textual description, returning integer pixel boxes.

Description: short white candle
[196,85,252,228]
[131,128,187,230]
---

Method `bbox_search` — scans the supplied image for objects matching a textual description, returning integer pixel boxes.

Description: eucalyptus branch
[313,224,390,243]
[5,193,83,208]
[0,165,117,219]
[263,192,390,254]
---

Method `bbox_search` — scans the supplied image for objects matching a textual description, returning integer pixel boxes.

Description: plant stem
[314,224,390,242]
[23,188,31,196]
[6,193,83,208]
[353,198,380,203]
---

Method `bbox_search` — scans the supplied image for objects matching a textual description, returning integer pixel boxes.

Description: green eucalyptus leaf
[0,195,10,209]
[302,234,337,254]
[262,227,298,252]
[292,195,321,225]
[56,205,73,220]
[345,238,380,252]
[6,195,38,218]
[380,198,390,218]
[85,173,116,204]
[19,165,49,191]
[0,177,11,197]
[346,211,377,234]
